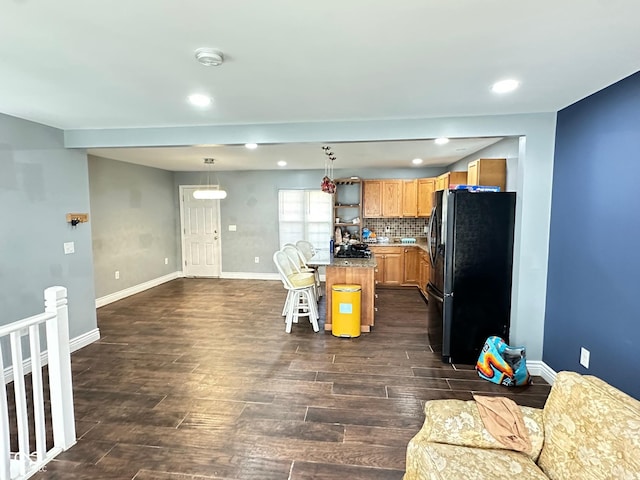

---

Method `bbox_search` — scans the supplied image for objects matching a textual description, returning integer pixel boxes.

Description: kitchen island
[308,251,377,332]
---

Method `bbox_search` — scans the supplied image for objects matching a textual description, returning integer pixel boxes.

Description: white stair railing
[0,286,76,480]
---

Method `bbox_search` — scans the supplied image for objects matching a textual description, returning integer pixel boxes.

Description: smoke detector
[195,48,224,67]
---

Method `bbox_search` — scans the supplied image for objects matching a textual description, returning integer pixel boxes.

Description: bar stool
[273,250,319,333]
[282,244,321,300]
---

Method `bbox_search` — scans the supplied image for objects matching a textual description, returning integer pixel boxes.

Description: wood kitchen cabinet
[467,158,506,192]
[417,178,436,216]
[363,180,403,218]
[402,179,418,217]
[382,180,402,217]
[402,247,420,285]
[362,180,382,217]
[369,246,403,286]
[435,171,467,191]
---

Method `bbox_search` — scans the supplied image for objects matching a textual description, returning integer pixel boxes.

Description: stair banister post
[44,286,76,450]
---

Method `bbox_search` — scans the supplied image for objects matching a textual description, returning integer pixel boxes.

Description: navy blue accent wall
[545,71,640,399]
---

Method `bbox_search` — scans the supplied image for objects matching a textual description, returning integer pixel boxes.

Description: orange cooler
[331,284,361,338]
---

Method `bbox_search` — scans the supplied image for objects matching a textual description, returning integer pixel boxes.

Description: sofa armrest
[419,399,545,461]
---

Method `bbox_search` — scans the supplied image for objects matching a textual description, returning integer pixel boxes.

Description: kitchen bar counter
[308,251,377,333]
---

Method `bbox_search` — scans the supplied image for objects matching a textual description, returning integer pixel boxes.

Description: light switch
[228,225,237,231]
[63,242,75,254]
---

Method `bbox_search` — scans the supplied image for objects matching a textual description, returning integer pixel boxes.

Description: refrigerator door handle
[426,283,443,302]
[427,206,437,266]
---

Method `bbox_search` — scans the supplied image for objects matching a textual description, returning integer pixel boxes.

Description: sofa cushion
[419,399,545,461]
[538,371,640,480]
[405,443,548,480]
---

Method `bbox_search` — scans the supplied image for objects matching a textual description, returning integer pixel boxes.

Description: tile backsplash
[363,218,428,239]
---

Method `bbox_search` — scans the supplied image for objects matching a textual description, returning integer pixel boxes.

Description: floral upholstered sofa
[404,371,640,479]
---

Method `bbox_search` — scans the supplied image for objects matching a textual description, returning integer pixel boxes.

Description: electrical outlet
[164,257,169,265]
[423,225,428,234]
[385,225,391,232]
[580,347,590,368]
[228,224,237,231]
[254,256,259,263]
[115,270,120,280]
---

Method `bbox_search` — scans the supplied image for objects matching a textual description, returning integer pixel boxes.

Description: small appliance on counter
[334,243,371,258]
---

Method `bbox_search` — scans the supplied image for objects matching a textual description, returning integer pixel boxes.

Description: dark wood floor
[32,278,550,479]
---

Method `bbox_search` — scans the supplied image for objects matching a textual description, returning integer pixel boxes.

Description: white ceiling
[1,0,639,171]
[88,137,504,171]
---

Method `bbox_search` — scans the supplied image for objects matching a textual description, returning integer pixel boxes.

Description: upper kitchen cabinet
[362,180,382,217]
[363,180,402,218]
[402,179,418,217]
[417,178,436,217]
[467,158,507,192]
[435,171,467,191]
[382,180,402,217]
[404,178,436,217]
[334,177,363,241]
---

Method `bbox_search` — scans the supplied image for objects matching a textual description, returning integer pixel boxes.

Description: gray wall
[0,113,96,339]
[174,167,443,274]
[449,137,520,191]
[89,156,178,298]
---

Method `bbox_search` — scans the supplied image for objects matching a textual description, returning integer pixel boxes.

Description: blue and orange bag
[476,336,531,387]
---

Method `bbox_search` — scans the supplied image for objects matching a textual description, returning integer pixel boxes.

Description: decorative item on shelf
[320,145,336,194]
[193,158,227,199]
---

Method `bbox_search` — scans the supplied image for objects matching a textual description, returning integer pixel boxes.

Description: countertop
[308,251,377,268]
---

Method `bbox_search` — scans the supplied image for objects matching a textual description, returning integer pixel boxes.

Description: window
[278,189,332,250]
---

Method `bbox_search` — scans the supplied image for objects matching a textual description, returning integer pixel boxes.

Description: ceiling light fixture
[277,160,287,167]
[188,94,211,107]
[193,158,227,200]
[434,137,449,145]
[412,158,423,165]
[492,79,520,93]
[194,48,224,67]
[245,143,258,150]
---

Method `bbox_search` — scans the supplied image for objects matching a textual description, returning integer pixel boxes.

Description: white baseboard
[70,327,101,352]
[4,328,100,384]
[95,272,182,308]
[528,360,557,385]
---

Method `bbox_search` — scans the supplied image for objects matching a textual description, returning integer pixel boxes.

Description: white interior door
[180,186,222,277]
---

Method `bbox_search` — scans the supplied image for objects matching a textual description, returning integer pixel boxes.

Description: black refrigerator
[426,189,516,364]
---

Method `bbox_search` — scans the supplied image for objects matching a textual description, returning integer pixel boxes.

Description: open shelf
[333,177,363,242]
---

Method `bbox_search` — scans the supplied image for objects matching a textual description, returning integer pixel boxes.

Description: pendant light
[193,158,227,199]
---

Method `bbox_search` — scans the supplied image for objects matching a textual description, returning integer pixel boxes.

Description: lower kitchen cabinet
[369,246,403,286]
[369,245,430,291]
[403,247,419,285]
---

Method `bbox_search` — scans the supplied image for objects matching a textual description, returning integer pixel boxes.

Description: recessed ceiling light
[492,79,520,93]
[188,94,211,107]
[245,143,258,150]
[412,158,423,165]
[277,160,287,167]
[434,137,449,145]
